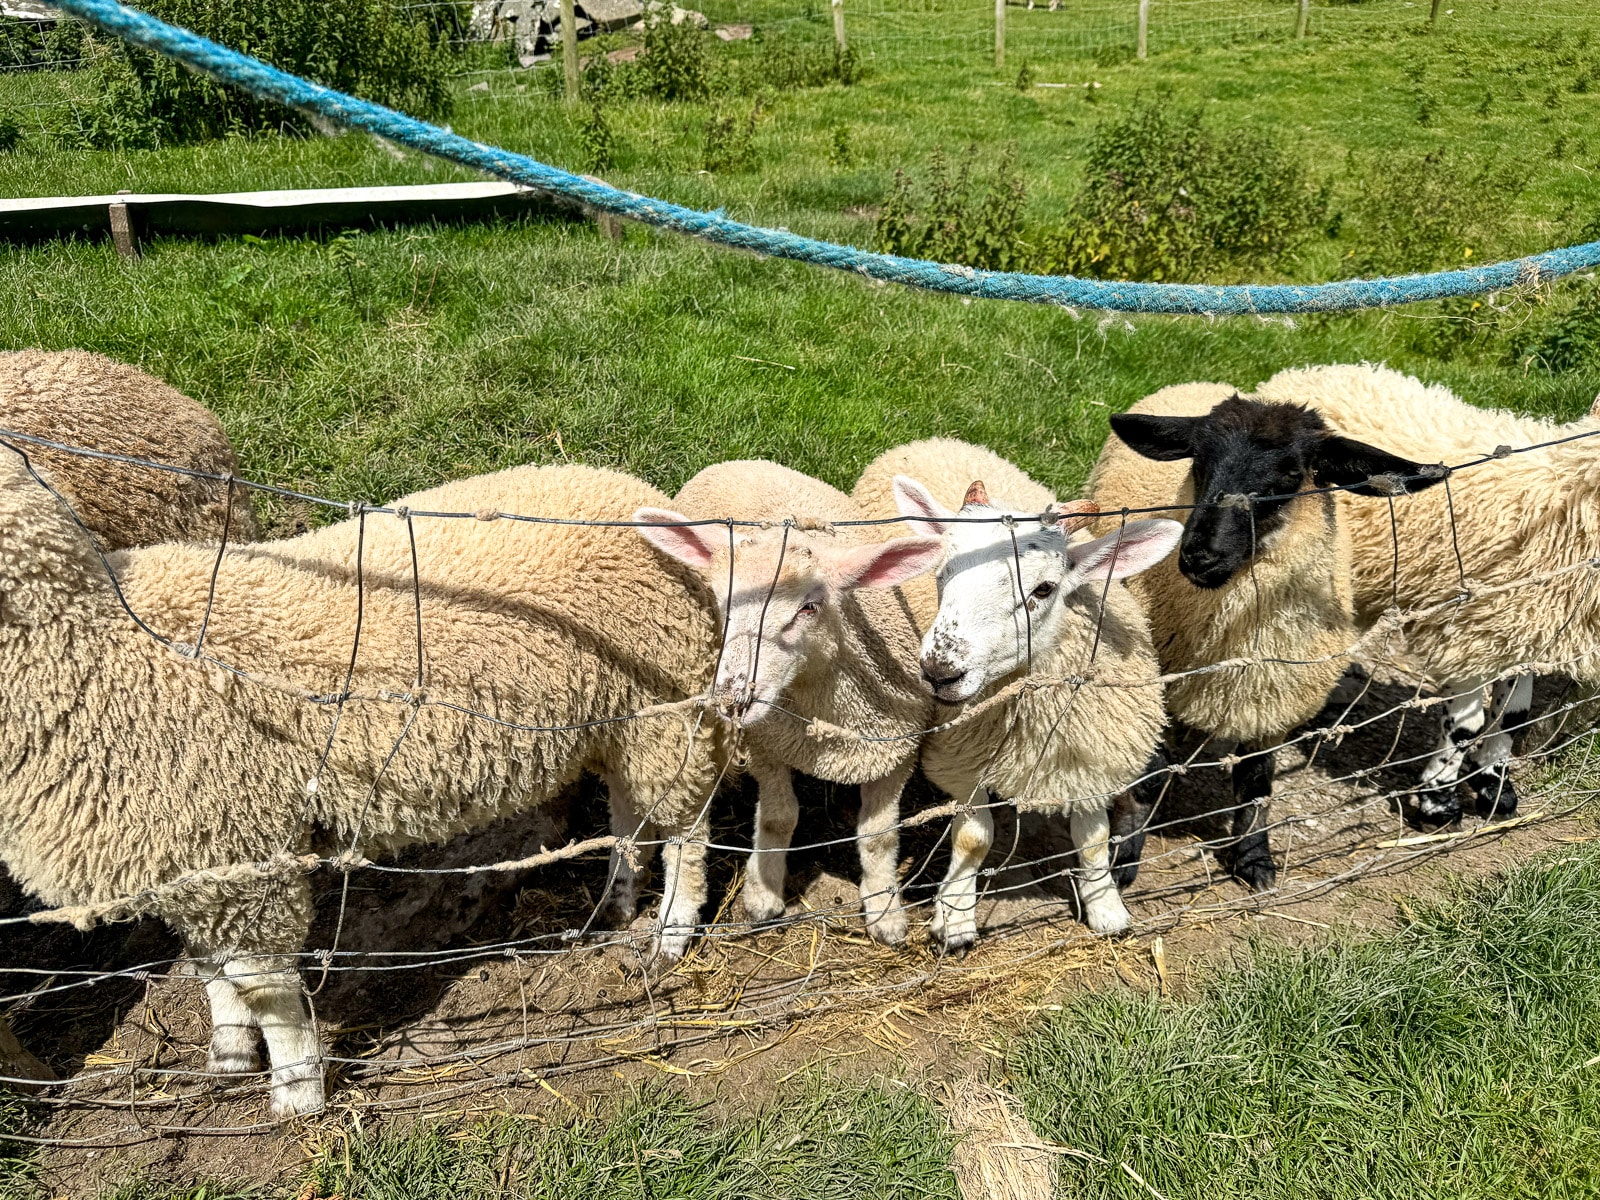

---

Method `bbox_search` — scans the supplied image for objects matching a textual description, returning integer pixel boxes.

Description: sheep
[1089,386,1446,887]
[632,461,943,945]
[852,439,1181,948]
[0,350,259,549]
[1258,362,1600,823]
[0,451,724,1118]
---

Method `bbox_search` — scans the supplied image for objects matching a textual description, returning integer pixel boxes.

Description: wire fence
[1,413,1597,1147]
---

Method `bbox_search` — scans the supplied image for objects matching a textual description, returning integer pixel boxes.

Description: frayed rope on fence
[43,0,1600,316]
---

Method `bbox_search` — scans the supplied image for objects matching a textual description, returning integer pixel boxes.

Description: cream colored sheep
[634,461,942,944]
[0,350,258,548]
[0,452,723,1118]
[1260,361,1600,820]
[1088,387,1444,884]
[854,440,1179,948]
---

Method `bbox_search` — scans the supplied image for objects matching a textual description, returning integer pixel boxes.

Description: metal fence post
[1137,0,1149,59]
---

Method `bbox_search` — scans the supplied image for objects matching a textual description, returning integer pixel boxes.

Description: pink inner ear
[633,508,722,570]
[892,475,952,533]
[830,536,943,590]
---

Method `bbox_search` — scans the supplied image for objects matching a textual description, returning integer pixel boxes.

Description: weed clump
[703,101,761,173]
[1346,147,1522,274]
[875,145,1028,271]
[71,0,462,148]
[1038,100,1329,282]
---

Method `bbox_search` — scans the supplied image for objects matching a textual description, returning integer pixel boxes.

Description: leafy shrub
[73,0,459,148]
[579,99,616,172]
[1035,100,1329,282]
[828,123,852,168]
[638,13,711,101]
[577,25,854,104]
[1346,147,1522,274]
[1519,279,1600,374]
[875,145,1028,271]
[0,13,86,70]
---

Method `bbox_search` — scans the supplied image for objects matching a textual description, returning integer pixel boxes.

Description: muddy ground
[7,667,1597,1193]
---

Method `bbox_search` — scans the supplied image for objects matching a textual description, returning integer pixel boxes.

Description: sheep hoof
[1469,772,1519,820]
[863,902,908,947]
[1084,899,1132,937]
[1227,856,1277,893]
[269,1075,325,1121]
[1110,862,1140,891]
[739,889,786,927]
[1413,787,1463,828]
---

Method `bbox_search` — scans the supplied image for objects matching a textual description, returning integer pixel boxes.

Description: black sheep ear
[1110,413,1198,462]
[1312,435,1449,497]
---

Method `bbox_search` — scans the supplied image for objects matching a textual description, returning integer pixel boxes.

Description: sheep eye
[1031,582,1057,601]
[797,601,819,617]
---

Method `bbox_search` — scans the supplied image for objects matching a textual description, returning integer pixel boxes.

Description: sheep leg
[602,772,656,928]
[1071,805,1131,935]
[1111,748,1168,890]
[652,814,710,965]
[930,779,993,954]
[856,762,910,947]
[1464,674,1531,820]
[200,969,261,1078]
[742,756,798,926]
[1223,747,1277,892]
[1416,683,1485,825]
[205,953,322,1119]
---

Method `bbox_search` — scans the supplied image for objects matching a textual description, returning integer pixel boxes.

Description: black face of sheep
[1110,396,1446,590]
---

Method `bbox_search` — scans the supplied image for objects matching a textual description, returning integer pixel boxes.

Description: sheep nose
[1179,545,1233,589]
[715,672,754,715]
[920,664,967,692]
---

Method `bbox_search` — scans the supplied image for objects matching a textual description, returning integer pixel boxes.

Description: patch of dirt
[15,669,1597,1194]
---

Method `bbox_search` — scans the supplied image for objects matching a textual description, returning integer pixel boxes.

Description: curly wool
[0,350,259,549]
[1087,384,1354,744]
[672,460,929,784]
[0,455,724,957]
[853,439,1165,815]
[1259,362,1600,685]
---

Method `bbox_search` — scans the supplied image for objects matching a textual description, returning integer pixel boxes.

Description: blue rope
[50,0,1600,315]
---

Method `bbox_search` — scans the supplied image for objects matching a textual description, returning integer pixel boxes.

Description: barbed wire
[1,417,1598,1149]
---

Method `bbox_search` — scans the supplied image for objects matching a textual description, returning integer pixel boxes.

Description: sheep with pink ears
[854,439,1182,950]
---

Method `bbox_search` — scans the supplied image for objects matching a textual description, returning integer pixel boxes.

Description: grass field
[1,2,1599,1194]
[0,0,1597,528]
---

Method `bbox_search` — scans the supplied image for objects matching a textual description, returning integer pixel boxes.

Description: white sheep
[0,452,725,1118]
[1088,387,1445,885]
[633,461,942,944]
[1259,362,1600,821]
[0,349,259,548]
[853,439,1181,948]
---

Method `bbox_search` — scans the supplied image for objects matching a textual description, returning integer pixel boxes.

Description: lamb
[853,439,1181,948]
[633,461,943,944]
[0,350,259,548]
[0,451,724,1118]
[1089,387,1446,887]
[1258,362,1600,822]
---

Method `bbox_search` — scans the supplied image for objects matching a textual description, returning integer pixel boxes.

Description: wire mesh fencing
[0,415,1596,1147]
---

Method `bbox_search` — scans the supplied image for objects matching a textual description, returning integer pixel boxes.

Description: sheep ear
[1066,519,1182,584]
[826,536,944,591]
[633,508,723,571]
[892,475,955,535]
[1312,437,1448,497]
[1110,413,1198,462]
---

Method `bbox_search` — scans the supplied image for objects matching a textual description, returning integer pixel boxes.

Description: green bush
[1346,147,1522,275]
[1520,278,1600,374]
[702,101,760,173]
[73,0,462,148]
[875,144,1028,271]
[1036,100,1329,282]
[579,99,617,172]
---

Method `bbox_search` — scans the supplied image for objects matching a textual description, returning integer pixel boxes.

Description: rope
[46,0,1600,316]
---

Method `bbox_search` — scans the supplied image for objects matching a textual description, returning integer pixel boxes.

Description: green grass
[1008,837,1600,1200]
[0,3,1597,531]
[77,1078,958,1200]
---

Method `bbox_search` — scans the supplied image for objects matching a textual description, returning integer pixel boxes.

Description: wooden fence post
[561,0,580,103]
[1137,0,1149,59]
[995,0,1006,70]
[832,0,847,53]
[1429,0,1443,25]
[109,189,137,260]
[1296,0,1309,39]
